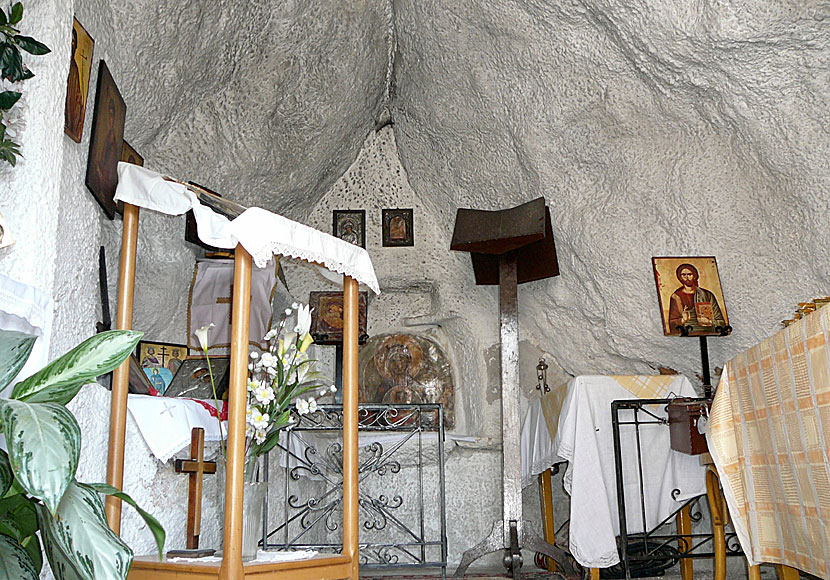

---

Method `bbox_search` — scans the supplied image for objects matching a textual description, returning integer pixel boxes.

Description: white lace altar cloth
[114,163,379,294]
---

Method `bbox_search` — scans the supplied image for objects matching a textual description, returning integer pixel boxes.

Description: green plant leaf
[0,493,38,540]
[0,533,38,580]
[37,481,132,580]
[8,3,21,25]
[86,483,165,558]
[0,43,23,82]
[0,10,6,26]
[21,534,42,574]
[0,450,11,497]
[0,90,21,110]
[12,35,48,55]
[12,330,143,405]
[0,329,36,393]
[0,399,80,514]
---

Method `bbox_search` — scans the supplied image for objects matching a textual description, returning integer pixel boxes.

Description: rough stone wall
[391,0,830,383]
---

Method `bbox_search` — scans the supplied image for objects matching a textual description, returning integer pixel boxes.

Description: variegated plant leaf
[0,329,36,393]
[0,399,80,514]
[37,481,133,580]
[87,483,165,558]
[0,533,38,580]
[11,330,143,405]
[0,449,11,497]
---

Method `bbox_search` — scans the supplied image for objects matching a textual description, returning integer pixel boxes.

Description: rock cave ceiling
[120,0,829,379]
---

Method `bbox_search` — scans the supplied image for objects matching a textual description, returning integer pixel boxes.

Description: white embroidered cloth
[126,394,227,463]
[114,163,380,294]
[550,375,707,568]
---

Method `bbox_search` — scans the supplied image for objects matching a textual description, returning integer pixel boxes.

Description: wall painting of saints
[358,333,455,429]
[653,256,730,337]
[64,17,94,143]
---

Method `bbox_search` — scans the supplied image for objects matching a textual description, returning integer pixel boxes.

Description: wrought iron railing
[263,404,448,577]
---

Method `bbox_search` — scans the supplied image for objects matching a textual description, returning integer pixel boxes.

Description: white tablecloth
[127,394,227,462]
[521,375,708,568]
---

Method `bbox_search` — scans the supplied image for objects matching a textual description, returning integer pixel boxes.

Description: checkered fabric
[708,305,830,577]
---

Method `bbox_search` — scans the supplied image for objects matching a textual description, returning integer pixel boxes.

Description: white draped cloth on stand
[551,375,707,569]
[114,163,380,294]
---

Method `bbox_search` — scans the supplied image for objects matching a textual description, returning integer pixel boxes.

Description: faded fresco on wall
[358,333,454,428]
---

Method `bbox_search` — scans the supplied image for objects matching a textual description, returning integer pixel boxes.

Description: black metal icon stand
[450,198,573,579]
[676,324,731,398]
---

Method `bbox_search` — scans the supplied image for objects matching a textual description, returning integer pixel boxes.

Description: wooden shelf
[129,554,352,580]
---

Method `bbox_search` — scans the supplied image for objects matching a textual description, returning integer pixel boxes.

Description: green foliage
[0,1,49,167]
[0,329,165,579]
[12,330,143,405]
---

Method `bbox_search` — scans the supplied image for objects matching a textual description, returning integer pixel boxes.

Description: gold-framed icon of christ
[653,256,730,336]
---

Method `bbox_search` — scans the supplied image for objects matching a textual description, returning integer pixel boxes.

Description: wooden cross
[174,428,217,549]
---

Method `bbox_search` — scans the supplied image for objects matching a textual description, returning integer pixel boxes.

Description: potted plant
[0,328,164,580]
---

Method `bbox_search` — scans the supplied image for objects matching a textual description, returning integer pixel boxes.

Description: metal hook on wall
[536,358,549,394]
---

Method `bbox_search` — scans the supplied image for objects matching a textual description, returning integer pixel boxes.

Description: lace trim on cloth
[114,163,380,294]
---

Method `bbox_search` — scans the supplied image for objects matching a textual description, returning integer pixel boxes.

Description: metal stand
[675,325,731,399]
[611,399,743,580]
[453,255,572,579]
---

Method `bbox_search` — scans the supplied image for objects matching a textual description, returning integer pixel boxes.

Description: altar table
[708,305,830,579]
[521,375,708,568]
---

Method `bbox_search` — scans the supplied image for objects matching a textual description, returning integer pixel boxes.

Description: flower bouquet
[195,302,335,480]
[196,302,334,558]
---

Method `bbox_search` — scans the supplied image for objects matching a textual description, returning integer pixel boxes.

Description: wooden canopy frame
[105,203,361,580]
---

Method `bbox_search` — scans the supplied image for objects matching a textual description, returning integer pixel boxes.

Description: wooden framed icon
[382,208,413,247]
[121,140,143,167]
[308,291,369,345]
[332,210,365,248]
[64,17,94,143]
[85,60,125,219]
[653,256,729,336]
[136,340,188,394]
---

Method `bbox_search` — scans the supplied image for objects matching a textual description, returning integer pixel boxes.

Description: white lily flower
[291,302,299,309]
[319,388,328,397]
[284,308,292,316]
[296,304,312,337]
[263,328,278,341]
[195,323,215,351]
[250,351,259,359]
[296,399,310,415]
[307,398,318,413]
[330,385,337,393]
[255,428,267,444]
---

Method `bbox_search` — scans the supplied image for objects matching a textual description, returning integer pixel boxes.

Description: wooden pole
[342,275,359,578]
[105,202,139,533]
[219,245,252,580]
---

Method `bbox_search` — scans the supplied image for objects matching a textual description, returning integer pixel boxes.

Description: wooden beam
[105,202,139,533]
[342,275,359,579]
[219,245,253,580]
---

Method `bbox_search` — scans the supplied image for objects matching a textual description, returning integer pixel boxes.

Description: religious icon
[382,208,414,247]
[121,140,143,167]
[0,211,14,249]
[332,209,366,248]
[165,355,231,400]
[136,340,188,394]
[308,291,369,345]
[653,256,730,336]
[358,333,455,428]
[85,60,126,220]
[64,17,94,143]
